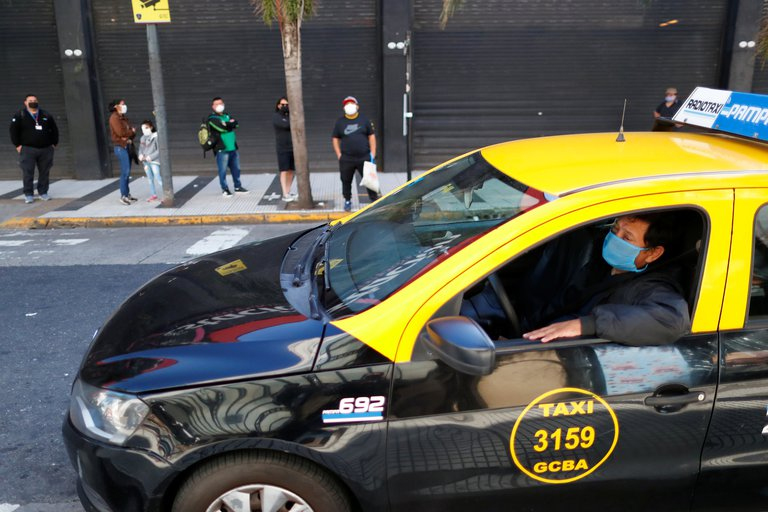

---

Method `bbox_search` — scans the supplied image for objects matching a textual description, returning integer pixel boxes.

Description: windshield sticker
[215,259,247,276]
[510,387,619,484]
[322,396,386,423]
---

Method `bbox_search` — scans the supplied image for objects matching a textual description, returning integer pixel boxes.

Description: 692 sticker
[322,396,386,423]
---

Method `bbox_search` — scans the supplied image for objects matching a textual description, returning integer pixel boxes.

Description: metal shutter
[91,0,379,175]
[0,0,72,180]
[411,0,728,170]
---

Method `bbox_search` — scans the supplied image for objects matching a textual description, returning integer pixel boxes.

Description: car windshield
[316,151,550,318]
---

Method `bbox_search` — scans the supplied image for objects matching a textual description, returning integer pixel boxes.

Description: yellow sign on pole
[131,0,171,24]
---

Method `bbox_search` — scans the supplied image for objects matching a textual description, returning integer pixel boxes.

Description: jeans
[143,162,162,196]
[215,150,242,191]
[115,145,132,197]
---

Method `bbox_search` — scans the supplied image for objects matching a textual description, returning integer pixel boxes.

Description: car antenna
[616,99,627,142]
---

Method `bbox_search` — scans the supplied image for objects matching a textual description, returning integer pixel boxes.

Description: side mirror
[424,316,496,376]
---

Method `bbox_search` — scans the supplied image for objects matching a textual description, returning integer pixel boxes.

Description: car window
[320,152,550,318]
[421,208,705,345]
[748,204,768,321]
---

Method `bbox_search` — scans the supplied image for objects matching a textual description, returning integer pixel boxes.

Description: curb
[0,211,349,229]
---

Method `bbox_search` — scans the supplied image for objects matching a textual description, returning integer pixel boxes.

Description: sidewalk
[0,171,413,229]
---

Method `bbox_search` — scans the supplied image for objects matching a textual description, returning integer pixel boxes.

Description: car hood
[80,230,326,394]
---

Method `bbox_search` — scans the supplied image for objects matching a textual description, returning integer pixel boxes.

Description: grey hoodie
[138,132,160,162]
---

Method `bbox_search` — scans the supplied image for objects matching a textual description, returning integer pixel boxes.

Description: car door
[693,189,768,511]
[386,191,732,511]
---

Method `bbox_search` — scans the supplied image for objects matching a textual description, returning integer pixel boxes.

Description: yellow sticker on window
[510,387,619,484]
[215,259,247,276]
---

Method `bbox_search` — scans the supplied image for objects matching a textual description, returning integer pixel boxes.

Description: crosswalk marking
[185,228,249,256]
[0,240,30,246]
[53,239,88,246]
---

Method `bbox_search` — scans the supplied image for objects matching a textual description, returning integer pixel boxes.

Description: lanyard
[27,110,39,126]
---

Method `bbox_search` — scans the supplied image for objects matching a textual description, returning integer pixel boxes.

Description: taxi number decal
[510,387,619,485]
[322,396,385,423]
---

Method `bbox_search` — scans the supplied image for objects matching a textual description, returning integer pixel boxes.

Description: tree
[252,0,314,209]
[440,0,463,29]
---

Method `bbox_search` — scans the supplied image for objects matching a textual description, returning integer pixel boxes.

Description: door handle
[644,391,705,407]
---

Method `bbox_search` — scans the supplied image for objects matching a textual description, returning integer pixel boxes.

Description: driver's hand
[523,319,582,343]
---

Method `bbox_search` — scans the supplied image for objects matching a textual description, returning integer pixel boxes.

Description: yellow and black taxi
[64,87,768,512]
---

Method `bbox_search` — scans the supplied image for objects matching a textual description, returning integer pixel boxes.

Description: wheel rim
[206,484,314,512]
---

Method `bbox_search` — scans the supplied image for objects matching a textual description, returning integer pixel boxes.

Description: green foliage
[251,0,314,27]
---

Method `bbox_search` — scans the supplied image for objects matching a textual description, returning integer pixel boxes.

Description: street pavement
[0,171,416,228]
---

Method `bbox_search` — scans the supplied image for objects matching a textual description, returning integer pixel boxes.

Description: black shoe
[222,189,233,197]
[127,195,138,202]
[234,186,249,194]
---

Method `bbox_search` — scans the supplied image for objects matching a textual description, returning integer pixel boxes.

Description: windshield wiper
[293,224,337,287]
[323,235,331,290]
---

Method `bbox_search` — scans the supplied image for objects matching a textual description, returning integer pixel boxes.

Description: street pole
[146,23,174,206]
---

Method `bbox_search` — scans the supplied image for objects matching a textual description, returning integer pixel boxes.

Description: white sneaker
[282,195,295,202]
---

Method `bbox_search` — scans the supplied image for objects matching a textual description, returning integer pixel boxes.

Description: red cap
[342,96,358,106]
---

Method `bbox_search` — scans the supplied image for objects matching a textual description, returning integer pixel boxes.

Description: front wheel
[172,452,352,512]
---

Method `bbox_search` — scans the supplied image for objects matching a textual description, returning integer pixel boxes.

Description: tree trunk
[281,20,313,208]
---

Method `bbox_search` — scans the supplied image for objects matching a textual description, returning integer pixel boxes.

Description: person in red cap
[331,96,378,211]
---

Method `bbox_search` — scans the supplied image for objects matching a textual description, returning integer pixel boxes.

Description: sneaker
[127,195,138,202]
[24,195,34,204]
[344,200,352,212]
[39,193,51,201]
[222,189,233,198]
[282,194,295,202]
[119,196,131,205]
[147,195,158,202]
[234,186,249,194]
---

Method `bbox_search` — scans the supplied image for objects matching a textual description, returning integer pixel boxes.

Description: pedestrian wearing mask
[208,97,248,197]
[272,96,296,202]
[109,99,137,205]
[652,87,682,131]
[138,119,162,202]
[331,96,378,212]
[9,94,59,203]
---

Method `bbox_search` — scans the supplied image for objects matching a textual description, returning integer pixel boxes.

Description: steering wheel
[487,273,522,338]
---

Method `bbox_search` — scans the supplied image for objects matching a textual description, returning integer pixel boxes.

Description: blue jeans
[143,162,162,196]
[115,145,132,197]
[215,150,242,191]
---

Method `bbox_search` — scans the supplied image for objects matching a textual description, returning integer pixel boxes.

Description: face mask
[142,127,152,136]
[119,104,127,114]
[665,95,676,102]
[280,105,289,115]
[27,102,39,109]
[214,104,225,114]
[602,232,649,273]
[344,104,358,116]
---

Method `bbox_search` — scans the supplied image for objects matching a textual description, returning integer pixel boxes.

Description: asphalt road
[0,224,312,512]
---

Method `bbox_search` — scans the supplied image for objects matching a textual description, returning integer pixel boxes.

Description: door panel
[388,336,717,510]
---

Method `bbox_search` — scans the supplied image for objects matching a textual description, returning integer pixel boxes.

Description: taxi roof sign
[673,86,768,142]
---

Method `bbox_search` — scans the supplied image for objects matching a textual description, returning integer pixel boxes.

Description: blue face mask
[602,232,649,273]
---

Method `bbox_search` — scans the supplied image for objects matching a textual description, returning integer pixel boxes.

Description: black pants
[339,157,378,201]
[19,146,54,196]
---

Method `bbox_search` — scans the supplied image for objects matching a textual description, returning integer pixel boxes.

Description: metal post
[146,23,174,206]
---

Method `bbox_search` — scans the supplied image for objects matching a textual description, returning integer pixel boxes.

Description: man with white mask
[208,97,248,197]
[332,96,378,212]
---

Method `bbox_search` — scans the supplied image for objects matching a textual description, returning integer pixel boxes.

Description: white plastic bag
[360,160,380,194]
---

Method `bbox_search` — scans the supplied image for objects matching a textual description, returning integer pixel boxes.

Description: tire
[172,451,352,512]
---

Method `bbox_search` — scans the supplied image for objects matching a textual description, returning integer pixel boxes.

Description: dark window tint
[749,204,768,321]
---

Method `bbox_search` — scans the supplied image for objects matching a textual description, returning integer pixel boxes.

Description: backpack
[197,116,215,157]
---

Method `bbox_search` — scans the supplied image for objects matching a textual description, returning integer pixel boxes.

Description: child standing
[138,119,162,201]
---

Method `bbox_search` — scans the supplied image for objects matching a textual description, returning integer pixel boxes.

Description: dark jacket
[579,268,691,346]
[273,111,293,153]
[9,108,59,148]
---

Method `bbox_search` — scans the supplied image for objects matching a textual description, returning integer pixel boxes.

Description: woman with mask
[108,99,137,205]
[331,96,378,212]
[272,97,296,202]
[138,119,162,202]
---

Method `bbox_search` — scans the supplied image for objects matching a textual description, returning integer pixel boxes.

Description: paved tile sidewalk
[0,171,416,228]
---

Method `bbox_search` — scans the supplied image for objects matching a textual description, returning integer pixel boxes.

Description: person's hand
[523,319,582,343]
[16,146,21,154]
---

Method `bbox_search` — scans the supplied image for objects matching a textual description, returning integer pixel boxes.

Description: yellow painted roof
[480,132,768,196]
